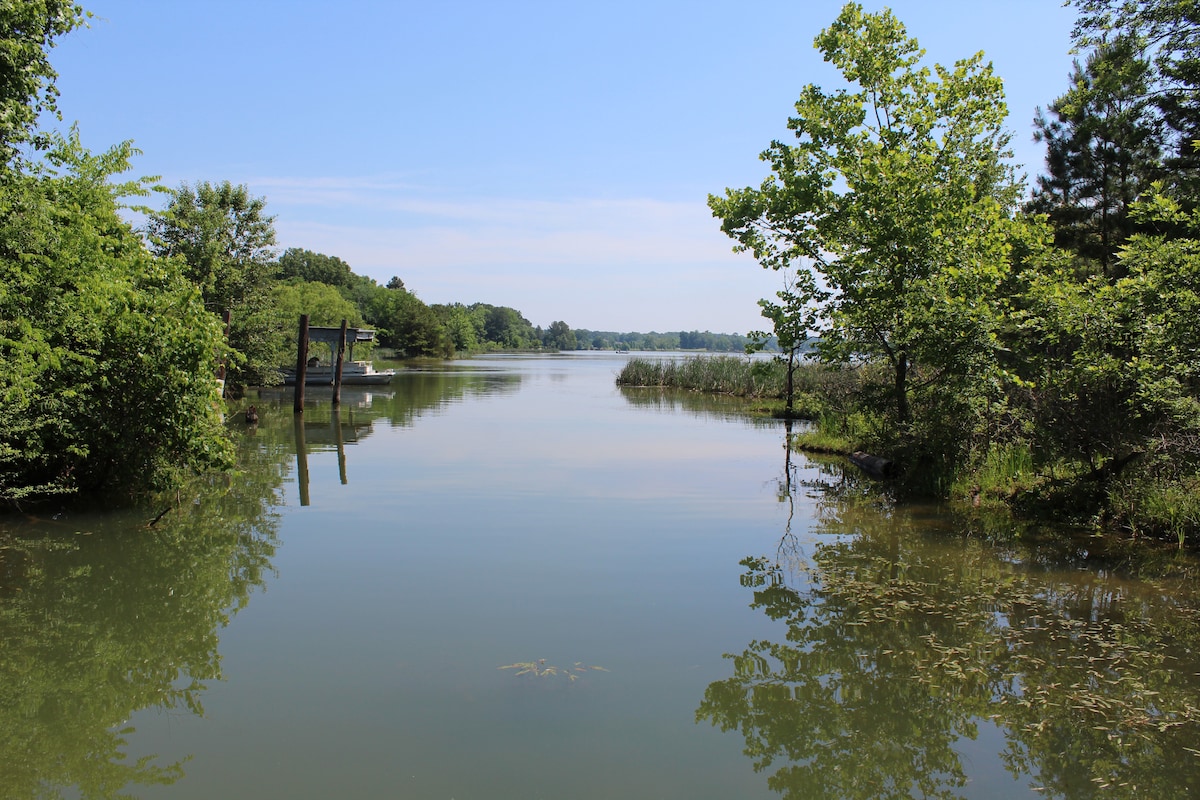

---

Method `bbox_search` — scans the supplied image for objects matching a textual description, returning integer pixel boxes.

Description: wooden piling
[293,314,309,414]
[332,318,348,407]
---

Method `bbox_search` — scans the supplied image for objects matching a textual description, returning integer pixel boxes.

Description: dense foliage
[712,1,1200,542]
[0,0,86,160]
[147,181,280,389]
[0,135,232,505]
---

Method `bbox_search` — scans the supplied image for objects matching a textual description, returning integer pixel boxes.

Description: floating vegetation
[698,540,1200,799]
[498,659,609,682]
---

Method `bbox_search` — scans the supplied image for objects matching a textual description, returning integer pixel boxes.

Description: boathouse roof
[306,326,377,346]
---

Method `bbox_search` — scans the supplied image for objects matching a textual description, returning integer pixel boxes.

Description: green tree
[0,1,87,162]
[1013,188,1200,531]
[432,303,480,353]
[1027,38,1162,276]
[710,3,1020,457]
[475,304,537,349]
[543,320,577,350]
[277,247,354,289]
[269,280,366,366]
[361,283,449,358]
[147,181,279,388]
[1072,0,1200,191]
[0,135,232,504]
[747,269,818,416]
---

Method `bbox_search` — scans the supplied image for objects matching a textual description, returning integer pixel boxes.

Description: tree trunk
[785,349,796,415]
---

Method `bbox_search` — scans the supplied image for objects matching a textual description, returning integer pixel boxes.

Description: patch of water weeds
[697,472,1200,799]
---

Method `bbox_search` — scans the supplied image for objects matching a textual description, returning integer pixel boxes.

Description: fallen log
[850,451,895,479]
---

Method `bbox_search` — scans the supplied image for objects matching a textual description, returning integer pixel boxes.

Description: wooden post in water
[332,318,348,407]
[294,314,310,414]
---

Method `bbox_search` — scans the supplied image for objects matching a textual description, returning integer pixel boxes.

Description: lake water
[4,352,1200,799]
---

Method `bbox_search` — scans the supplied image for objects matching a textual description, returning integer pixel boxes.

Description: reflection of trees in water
[252,369,523,435]
[774,420,805,568]
[698,477,1200,799]
[0,362,516,796]
[379,370,521,427]
[0,433,282,799]
[619,386,781,427]
[246,370,524,504]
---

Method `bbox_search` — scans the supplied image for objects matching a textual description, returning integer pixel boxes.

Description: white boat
[284,360,396,386]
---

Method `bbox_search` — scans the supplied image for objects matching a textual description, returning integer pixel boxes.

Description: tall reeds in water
[616,355,781,397]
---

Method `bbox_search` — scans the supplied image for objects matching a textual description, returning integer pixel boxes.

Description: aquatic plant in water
[498,659,609,682]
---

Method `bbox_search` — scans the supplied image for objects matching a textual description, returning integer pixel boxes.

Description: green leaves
[711,2,1019,445]
[147,181,279,388]
[0,1,88,164]
[0,136,233,505]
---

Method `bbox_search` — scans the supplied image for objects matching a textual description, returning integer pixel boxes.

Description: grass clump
[1109,472,1200,546]
[617,356,856,421]
[617,356,776,397]
[950,444,1039,509]
[791,411,872,454]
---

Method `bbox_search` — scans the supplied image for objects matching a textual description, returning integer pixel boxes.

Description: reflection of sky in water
[289,353,796,512]
[107,352,1200,800]
[133,354,794,799]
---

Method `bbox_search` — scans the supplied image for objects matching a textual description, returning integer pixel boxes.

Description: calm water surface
[4,352,1200,799]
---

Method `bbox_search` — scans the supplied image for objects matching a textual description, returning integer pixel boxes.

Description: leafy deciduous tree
[746,268,820,416]
[0,135,232,504]
[0,1,87,162]
[543,320,576,351]
[269,279,366,364]
[277,247,355,289]
[147,181,279,388]
[710,3,1021,447]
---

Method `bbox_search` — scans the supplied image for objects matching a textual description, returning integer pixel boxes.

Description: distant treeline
[273,250,752,359]
[572,329,756,352]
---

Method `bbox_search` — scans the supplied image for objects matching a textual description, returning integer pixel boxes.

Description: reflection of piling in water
[286,404,362,505]
[293,413,310,506]
[333,407,347,485]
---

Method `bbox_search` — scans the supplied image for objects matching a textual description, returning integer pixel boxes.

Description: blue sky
[49,0,1078,333]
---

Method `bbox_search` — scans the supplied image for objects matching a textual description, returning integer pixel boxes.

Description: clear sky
[47,0,1079,334]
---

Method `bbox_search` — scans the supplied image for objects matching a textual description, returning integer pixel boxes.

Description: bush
[0,138,233,506]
